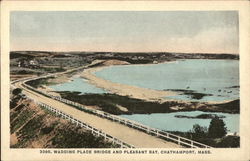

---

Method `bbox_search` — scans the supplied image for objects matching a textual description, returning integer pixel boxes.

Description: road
[16,81,181,148]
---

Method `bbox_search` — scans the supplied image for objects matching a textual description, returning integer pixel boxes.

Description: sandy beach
[37,86,61,97]
[81,60,176,102]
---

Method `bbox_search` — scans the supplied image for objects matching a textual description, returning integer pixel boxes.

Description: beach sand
[81,60,176,102]
[37,86,61,97]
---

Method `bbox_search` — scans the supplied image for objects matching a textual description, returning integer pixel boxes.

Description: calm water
[121,111,239,133]
[95,59,239,102]
[49,76,106,94]
[49,59,239,133]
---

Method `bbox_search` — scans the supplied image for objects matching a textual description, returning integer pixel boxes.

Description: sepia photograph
[1,1,250,161]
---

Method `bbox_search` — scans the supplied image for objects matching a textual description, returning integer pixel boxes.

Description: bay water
[49,59,239,133]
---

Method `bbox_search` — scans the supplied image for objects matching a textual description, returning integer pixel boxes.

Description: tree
[12,88,22,95]
[208,116,227,138]
[191,124,208,138]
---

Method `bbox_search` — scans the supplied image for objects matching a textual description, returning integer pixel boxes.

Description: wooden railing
[35,101,135,148]
[21,79,212,148]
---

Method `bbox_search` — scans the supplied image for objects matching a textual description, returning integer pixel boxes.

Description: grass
[10,91,120,148]
[41,67,65,73]
[211,99,240,113]
[58,91,187,115]
[50,125,118,148]
[12,70,38,75]
[11,109,35,133]
[26,77,55,88]
[40,105,58,117]
[11,110,118,148]
[57,91,240,115]
[16,115,44,146]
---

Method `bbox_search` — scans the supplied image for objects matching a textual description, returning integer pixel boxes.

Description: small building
[29,60,37,65]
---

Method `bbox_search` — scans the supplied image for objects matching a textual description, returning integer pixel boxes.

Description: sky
[10,11,239,54]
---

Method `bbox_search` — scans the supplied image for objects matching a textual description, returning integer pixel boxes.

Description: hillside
[10,89,117,148]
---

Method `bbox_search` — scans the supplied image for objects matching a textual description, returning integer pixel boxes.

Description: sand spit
[38,86,61,97]
[81,60,176,102]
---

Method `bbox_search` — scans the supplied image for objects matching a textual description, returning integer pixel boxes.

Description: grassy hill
[10,90,117,148]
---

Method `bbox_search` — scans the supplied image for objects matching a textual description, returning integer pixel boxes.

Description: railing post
[104,133,106,140]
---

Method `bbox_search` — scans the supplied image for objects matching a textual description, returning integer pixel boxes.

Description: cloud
[165,27,238,54]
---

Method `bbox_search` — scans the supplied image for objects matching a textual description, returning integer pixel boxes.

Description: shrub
[191,124,208,138]
[12,88,22,95]
[217,136,240,148]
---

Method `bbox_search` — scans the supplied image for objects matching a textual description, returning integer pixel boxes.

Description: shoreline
[81,66,177,102]
[80,59,238,104]
[20,58,240,114]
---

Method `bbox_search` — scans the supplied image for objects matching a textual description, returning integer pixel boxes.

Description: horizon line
[10,50,239,55]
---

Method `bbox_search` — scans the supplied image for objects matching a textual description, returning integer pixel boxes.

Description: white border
[1,1,250,161]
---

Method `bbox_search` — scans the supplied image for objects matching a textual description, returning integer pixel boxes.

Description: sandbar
[81,60,176,102]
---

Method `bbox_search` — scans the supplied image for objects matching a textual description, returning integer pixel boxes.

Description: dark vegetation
[13,70,37,75]
[197,99,240,114]
[10,51,239,79]
[84,52,239,64]
[26,77,54,88]
[10,52,36,59]
[12,88,22,95]
[95,55,152,64]
[58,91,189,115]
[208,116,227,138]
[226,85,240,89]
[175,114,226,119]
[10,88,25,110]
[56,91,240,114]
[170,117,239,148]
[10,89,116,148]
[165,89,213,100]
[50,126,116,148]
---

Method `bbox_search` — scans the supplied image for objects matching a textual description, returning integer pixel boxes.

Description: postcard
[1,1,250,161]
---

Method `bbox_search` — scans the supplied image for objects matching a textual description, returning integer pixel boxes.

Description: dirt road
[16,82,181,148]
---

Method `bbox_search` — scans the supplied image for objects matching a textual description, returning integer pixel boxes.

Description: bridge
[11,65,212,148]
